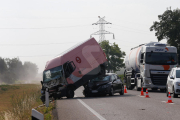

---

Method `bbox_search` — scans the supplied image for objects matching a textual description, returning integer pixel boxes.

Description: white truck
[124,42,178,91]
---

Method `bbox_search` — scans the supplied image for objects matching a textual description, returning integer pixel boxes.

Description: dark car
[83,73,124,97]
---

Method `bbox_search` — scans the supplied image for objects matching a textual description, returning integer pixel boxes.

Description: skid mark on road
[75,95,106,120]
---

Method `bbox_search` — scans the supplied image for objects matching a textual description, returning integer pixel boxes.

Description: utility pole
[90,16,115,42]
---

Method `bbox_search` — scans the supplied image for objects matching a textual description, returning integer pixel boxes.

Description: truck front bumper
[142,77,166,89]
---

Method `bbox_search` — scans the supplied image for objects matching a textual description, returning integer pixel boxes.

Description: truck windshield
[43,65,63,83]
[176,70,180,78]
[145,52,177,65]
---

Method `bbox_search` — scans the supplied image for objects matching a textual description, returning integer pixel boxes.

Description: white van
[166,67,180,98]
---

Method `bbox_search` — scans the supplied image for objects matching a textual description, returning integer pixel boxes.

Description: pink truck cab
[41,38,107,102]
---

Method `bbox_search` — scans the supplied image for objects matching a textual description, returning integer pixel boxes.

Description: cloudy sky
[0,0,179,73]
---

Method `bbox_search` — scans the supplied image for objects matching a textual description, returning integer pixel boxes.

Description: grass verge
[0,84,55,120]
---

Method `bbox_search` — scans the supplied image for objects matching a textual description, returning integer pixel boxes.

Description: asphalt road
[56,87,180,120]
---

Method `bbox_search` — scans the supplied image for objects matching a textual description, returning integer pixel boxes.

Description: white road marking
[75,95,106,120]
[161,101,175,104]
[138,95,145,97]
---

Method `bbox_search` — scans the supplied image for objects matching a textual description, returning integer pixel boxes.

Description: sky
[0,0,180,74]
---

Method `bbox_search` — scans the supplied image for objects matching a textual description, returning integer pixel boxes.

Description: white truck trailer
[124,42,177,91]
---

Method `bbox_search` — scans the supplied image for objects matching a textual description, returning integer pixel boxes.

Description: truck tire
[83,89,91,97]
[172,87,178,98]
[128,85,135,90]
[66,89,74,98]
[109,87,114,96]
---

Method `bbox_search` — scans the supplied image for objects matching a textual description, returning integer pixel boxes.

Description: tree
[23,61,38,80]
[99,40,126,72]
[0,57,7,73]
[150,7,180,64]
[5,58,24,83]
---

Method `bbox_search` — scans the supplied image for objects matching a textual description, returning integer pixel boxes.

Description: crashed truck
[124,42,177,91]
[40,38,107,102]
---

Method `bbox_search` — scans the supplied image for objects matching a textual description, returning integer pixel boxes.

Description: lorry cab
[41,38,107,102]
[125,42,177,91]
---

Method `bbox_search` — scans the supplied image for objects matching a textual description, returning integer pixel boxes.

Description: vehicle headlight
[176,82,180,86]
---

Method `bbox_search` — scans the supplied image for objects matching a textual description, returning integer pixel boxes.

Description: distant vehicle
[40,38,107,102]
[83,73,124,97]
[166,67,180,98]
[124,42,178,91]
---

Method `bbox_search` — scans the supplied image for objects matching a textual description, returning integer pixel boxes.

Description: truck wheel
[40,96,45,104]
[120,85,124,95]
[172,87,178,98]
[109,87,114,96]
[83,89,91,97]
[143,88,146,92]
[128,85,134,90]
[66,89,74,98]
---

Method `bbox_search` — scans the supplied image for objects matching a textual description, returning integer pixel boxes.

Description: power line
[111,26,153,35]
[0,24,90,29]
[112,24,151,33]
[2,55,56,58]
[0,42,79,46]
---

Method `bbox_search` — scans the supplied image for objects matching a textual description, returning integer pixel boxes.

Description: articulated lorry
[40,38,107,102]
[124,42,177,91]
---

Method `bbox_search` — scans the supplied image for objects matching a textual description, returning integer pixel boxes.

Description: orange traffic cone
[140,87,144,96]
[124,86,127,93]
[144,89,150,98]
[166,92,173,103]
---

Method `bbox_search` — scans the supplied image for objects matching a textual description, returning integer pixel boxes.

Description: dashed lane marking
[75,95,106,120]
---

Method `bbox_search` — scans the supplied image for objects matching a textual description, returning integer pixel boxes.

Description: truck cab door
[140,53,145,71]
[64,61,76,78]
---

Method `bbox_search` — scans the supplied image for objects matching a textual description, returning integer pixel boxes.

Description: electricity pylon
[90,16,115,42]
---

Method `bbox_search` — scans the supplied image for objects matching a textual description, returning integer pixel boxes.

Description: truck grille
[151,74,168,85]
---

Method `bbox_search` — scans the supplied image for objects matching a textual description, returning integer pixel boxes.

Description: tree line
[0,57,38,84]
[150,7,180,64]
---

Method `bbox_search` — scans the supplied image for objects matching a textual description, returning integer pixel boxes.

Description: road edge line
[75,95,106,120]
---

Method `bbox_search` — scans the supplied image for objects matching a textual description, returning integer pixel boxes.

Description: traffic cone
[124,86,127,93]
[166,92,173,103]
[144,89,150,98]
[140,87,144,96]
